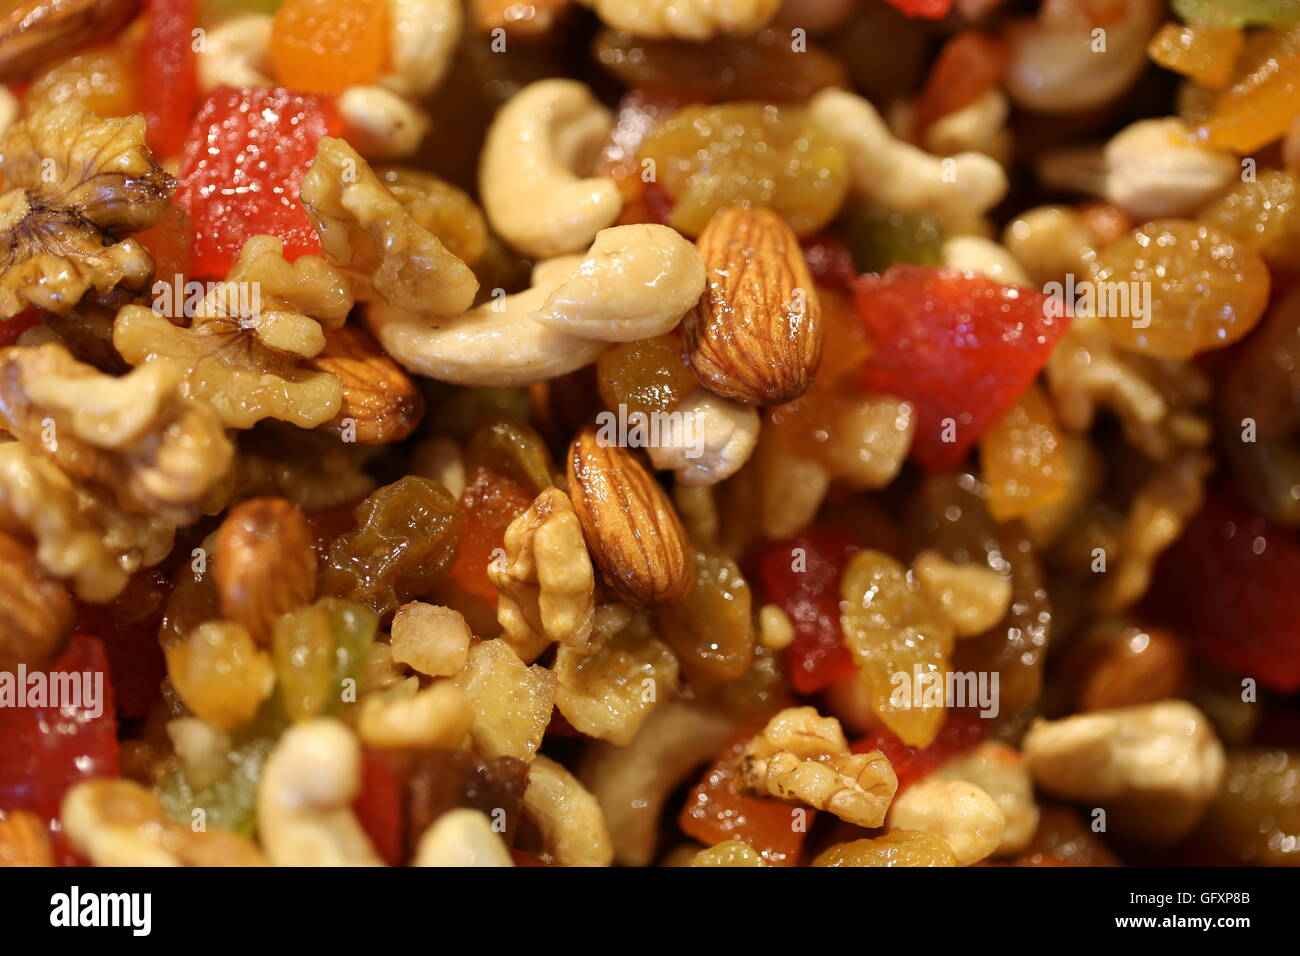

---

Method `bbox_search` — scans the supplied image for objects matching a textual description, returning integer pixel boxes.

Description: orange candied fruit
[1148,22,1244,90]
[26,44,137,118]
[980,383,1069,523]
[1198,28,1300,153]
[271,0,388,95]
[448,466,533,603]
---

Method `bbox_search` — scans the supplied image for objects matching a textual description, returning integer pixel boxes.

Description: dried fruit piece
[639,103,848,238]
[1174,0,1300,28]
[215,497,318,645]
[980,383,1070,522]
[1197,27,1300,152]
[0,810,55,866]
[1091,219,1269,359]
[882,0,953,18]
[813,830,957,867]
[912,31,1005,142]
[854,266,1067,472]
[165,620,276,730]
[567,426,692,608]
[402,750,530,858]
[308,325,425,445]
[685,206,823,405]
[0,529,73,670]
[176,86,341,278]
[839,201,946,275]
[453,638,556,761]
[596,334,695,418]
[839,549,955,748]
[0,103,173,317]
[1148,22,1244,89]
[271,0,387,95]
[853,713,987,794]
[272,598,377,722]
[1199,169,1300,270]
[449,465,533,603]
[1196,748,1300,865]
[0,0,140,83]
[654,545,754,690]
[319,476,464,619]
[27,43,137,118]
[139,0,199,156]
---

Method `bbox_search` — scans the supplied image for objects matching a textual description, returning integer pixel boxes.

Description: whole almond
[0,0,140,82]
[214,497,317,645]
[1070,624,1188,713]
[309,325,425,444]
[566,427,691,608]
[685,206,822,405]
[0,810,54,867]
[0,530,73,671]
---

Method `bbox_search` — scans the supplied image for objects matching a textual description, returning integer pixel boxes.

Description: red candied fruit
[680,734,810,866]
[852,712,986,793]
[175,86,340,278]
[854,266,1067,472]
[0,307,41,347]
[352,750,403,866]
[138,0,199,158]
[758,530,859,695]
[74,568,171,719]
[883,0,955,18]
[1146,485,1300,694]
[913,32,1006,143]
[0,634,119,824]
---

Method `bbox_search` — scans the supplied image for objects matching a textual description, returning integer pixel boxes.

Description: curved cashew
[1002,205,1094,286]
[196,14,273,92]
[414,808,514,867]
[809,89,1007,221]
[480,80,622,258]
[925,88,1012,166]
[377,0,463,100]
[256,718,383,867]
[1103,117,1239,220]
[886,778,1006,867]
[367,256,608,386]
[522,755,615,867]
[579,0,779,40]
[1005,0,1160,114]
[934,742,1039,855]
[646,389,759,486]
[941,235,1031,286]
[578,700,737,866]
[337,86,430,160]
[530,224,705,341]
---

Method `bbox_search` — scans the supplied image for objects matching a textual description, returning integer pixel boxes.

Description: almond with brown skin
[1068,623,1188,713]
[310,325,425,444]
[0,811,54,866]
[0,530,73,671]
[566,426,691,608]
[685,205,822,405]
[214,497,317,645]
[0,0,140,82]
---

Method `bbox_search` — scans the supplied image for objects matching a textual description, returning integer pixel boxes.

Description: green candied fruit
[840,201,946,275]
[272,598,377,722]
[203,0,283,18]
[1174,0,1300,27]
[156,703,284,836]
[324,597,378,706]
[428,385,532,443]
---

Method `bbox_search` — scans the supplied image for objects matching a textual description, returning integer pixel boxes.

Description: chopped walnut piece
[112,235,352,430]
[0,341,233,523]
[389,601,472,677]
[0,103,173,318]
[0,441,173,601]
[553,608,679,746]
[453,639,557,761]
[736,706,899,829]
[301,137,478,316]
[0,528,73,669]
[489,487,596,663]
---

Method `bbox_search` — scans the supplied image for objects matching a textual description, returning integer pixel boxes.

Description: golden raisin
[813,830,957,867]
[654,546,755,691]
[165,621,275,731]
[1198,27,1300,153]
[980,383,1070,523]
[596,333,696,418]
[1199,169,1300,269]
[639,102,849,238]
[1147,22,1244,90]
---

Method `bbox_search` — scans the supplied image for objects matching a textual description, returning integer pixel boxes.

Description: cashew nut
[337,85,430,160]
[646,389,760,486]
[925,88,1012,167]
[256,718,383,867]
[886,777,1006,866]
[376,0,463,99]
[367,256,608,386]
[1002,205,1094,286]
[579,700,737,866]
[934,742,1039,856]
[1004,0,1161,115]
[196,14,273,92]
[1103,117,1239,220]
[809,89,1007,221]
[413,808,514,867]
[529,224,705,341]
[480,79,622,258]
[911,549,1013,638]
[1022,700,1226,845]
[941,235,1031,286]
[579,0,779,40]
[522,755,615,867]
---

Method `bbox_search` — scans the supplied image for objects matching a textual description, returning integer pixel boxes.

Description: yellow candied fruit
[813,830,957,867]
[839,550,955,749]
[1198,27,1300,153]
[1199,169,1300,269]
[271,0,388,96]
[981,383,1070,523]
[165,621,275,731]
[26,45,137,118]
[1148,22,1244,90]
[639,102,849,238]
[1091,218,1269,359]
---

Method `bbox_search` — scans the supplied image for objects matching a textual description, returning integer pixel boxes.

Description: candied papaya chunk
[1197,27,1300,152]
[448,466,533,603]
[639,102,849,238]
[271,0,387,95]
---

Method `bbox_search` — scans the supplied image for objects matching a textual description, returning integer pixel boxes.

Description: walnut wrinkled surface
[489,487,596,663]
[737,706,898,828]
[0,103,173,318]
[0,341,233,524]
[301,137,479,316]
[113,235,352,429]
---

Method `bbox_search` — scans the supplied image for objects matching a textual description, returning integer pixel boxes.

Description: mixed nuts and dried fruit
[1,0,1300,869]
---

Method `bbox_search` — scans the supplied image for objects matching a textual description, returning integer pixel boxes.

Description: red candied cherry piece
[0,633,119,823]
[758,530,859,695]
[854,266,1067,472]
[1146,485,1300,694]
[139,0,200,158]
[882,0,955,19]
[175,86,341,278]
[352,750,404,865]
[74,568,171,720]
[852,712,986,793]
